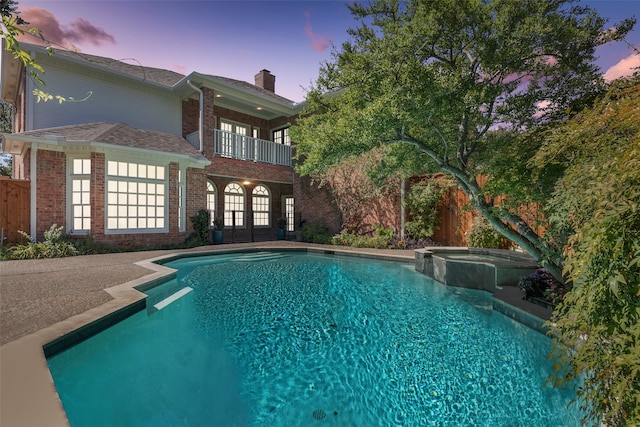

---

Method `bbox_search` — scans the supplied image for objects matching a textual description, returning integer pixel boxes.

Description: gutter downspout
[30,142,37,239]
[186,79,204,154]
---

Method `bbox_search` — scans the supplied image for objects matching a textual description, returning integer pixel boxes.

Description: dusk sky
[13,0,640,102]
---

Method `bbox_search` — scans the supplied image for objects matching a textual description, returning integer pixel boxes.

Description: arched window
[207,180,217,226]
[252,184,270,226]
[224,182,245,227]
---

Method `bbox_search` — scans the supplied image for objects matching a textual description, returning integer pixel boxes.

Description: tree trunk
[460,175,565,283]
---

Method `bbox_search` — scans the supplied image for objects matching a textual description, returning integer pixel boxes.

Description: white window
[284,196,295,231]
[220,120,249,158]
[207,180,217,226]
[252,184,270,227]
[178,168,185,231]
[224,182,245,227]
[106,160,167,232]
[273,127,290,145]
[68,157,91,234]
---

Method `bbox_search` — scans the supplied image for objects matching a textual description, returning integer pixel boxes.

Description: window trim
[283,195,295,232]
[223,181,245,228]
[207,180,217,227]
[67,156,91,235]
[220,119,250,135]
[178,166,186,232]
[272,126,291,146]
[252,184,271,228]
[104,158,169,234]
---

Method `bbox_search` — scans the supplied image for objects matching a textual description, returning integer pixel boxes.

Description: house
[0,41,341,246]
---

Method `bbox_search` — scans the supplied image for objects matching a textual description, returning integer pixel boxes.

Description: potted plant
[276,217,287,240]
[212,216,224,244]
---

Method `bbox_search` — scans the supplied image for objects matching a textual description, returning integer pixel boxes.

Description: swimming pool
[47,251,583,426]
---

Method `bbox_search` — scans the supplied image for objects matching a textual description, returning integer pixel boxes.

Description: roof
[53,49,186,87]
[2,42,304,120]
[202,74,295,105]
[22,42,297,105]
[3,122,209,165]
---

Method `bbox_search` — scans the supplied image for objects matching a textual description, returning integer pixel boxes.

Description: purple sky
[14,0,640,102]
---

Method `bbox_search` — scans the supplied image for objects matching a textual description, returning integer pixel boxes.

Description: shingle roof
[53,49,185,87]
[203,74,295,104]
[22,42,298,104]
[16,122,206,159]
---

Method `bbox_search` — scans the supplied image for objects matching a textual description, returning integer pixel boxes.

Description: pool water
[48,252,583,426]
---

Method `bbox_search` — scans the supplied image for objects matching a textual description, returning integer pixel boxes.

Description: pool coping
[0,245,548,427]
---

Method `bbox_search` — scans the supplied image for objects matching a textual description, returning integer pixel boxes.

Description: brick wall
[186,167,207,219]
[202,87,216,159]
[323,159,402,236]
[35,149,66,240]
[206,157,294,184]
[91,152,106,240]
[293,173,342,234]
[182,98,199,137]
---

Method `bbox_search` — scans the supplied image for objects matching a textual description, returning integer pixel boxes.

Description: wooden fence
[430,184,544,247]
[432,186,475,247]
[0,178,30,245]
[415,174,543,247]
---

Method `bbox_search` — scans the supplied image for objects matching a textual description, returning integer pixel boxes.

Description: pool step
[153,287,193,311]
[146,281,193,314]
[183,252,289,266]
[230,252,289,263]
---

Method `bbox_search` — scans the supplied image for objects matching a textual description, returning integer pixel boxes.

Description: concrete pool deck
[0,242,550,427]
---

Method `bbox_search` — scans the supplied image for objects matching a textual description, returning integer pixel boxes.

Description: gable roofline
[2,42,185,106]
[31,43,183,90]
[176,72,303,117]
[1,39,24,105]
[2,42,308,117]
[2,122,210,166]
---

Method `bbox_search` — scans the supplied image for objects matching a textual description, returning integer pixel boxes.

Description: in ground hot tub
[415,248,539,292]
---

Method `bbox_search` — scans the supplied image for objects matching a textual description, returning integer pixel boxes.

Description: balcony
[202,129,292,167]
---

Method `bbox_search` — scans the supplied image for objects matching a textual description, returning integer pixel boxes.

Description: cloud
[172,64,187,75]
[303,11,330,52]
[17,7,115,49]
[604,53,640,81]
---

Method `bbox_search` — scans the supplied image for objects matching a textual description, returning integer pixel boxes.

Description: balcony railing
[213,129,292,167]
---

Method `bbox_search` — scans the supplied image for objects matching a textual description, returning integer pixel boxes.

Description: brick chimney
[255,69,275,93]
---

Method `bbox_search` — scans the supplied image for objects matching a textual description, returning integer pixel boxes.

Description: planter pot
[276,228,286,240]
[212,230,224,245]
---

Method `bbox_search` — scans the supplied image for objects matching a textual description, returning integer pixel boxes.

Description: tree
[0,0,61,102]
[1,0,86,103]
[542,75,640,425]
[405,176,453,240]
[291,0,635,282]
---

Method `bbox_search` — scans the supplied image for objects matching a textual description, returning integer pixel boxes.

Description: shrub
[9,224,78,259]
[213,216,224,230]
[518,268,559,300]
[543,77,640,425]
[277,218,287,229]
[405,178,453,240]
[332,227,400,249]
[187,209,210,246]
[72,234,116,255]
[468,215,511,249]
[297,222,332,244]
